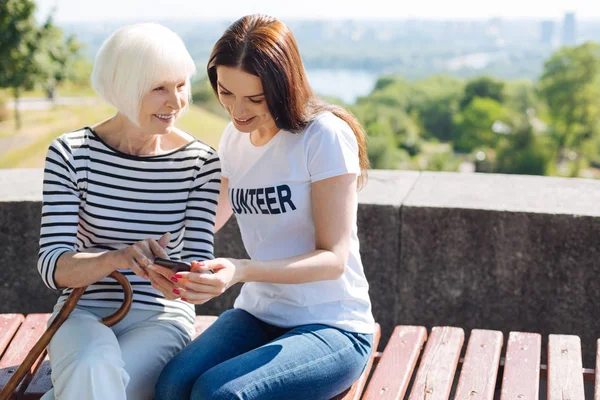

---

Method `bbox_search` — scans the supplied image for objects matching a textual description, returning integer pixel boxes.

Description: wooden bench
[0,314,380,399]
[0,314,597,399]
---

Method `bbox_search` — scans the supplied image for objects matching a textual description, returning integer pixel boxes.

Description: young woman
[155,14,375,400]
[38,23,220,400]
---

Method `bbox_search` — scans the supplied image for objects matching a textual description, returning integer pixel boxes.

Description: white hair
[91,23,196,126]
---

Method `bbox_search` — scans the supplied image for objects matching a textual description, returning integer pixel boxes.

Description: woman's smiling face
[216,66,277,135]
[137,78,188,135]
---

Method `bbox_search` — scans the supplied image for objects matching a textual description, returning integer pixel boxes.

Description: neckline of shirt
[85,126,198,161]
[246,128,282,150]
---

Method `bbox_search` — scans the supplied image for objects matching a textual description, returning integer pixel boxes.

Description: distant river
[305,68,380,104]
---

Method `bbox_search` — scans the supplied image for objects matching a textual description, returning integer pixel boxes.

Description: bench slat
[547,334,585,400]
[22,357,50,400]
[332,324,382,400]
[362,326,427,400]
[455,329,503,400]
[0,314,50,396]
[408,326,464,400]
[0,314,24,359]
[499,332,541,400]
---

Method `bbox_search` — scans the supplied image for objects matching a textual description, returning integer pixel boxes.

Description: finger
[174,271,221,286]
[147,263,175,280]
[148,267,178,288]
[178,289,216,305]
[191,260,219,272]
[157,232,171,249]
[134,240,154,260]
[130,248,151,279]
[149,239,169,259]
[131,246,152,267]
[148,271,180,300]
[177,280,223,295]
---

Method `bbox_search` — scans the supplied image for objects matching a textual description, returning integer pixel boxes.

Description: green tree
[0,1,80,128]
[0,0,42,129]
[495,121,553,176]
[41,20,84,100]
[460,76,505,110]
[372,75,399,91]
[355,78,412,109]
[0,93,9,122]
[453,97,509,152]
[365,122,410,169]
[504,80,540,115]
[407,76,464,142]
[356,75,464,143]
[352,102,415,169]
[538,42,600,176]
[353,102,422,156]
[68,58,94,87]
[584,133,600,169]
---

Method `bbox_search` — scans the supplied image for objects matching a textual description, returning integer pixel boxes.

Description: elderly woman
[37,23,220,400]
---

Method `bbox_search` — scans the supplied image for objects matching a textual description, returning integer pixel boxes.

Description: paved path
[7,97,100,110]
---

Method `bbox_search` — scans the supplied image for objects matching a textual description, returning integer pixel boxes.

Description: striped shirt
[38,127,221,323]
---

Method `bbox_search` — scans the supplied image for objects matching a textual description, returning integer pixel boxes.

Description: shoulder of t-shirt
[302,111,357,147]
[166,128,216,160]
[217,121,237,152]
[48,127,92,157]
[174,133,218,170]
[180,132,215,154]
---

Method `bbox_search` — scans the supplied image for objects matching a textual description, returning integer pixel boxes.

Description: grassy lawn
[0,84,96,99]
[177,106,228,149]
[0,103,228,169]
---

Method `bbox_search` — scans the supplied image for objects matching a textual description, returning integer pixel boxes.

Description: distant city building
[562,12,576,46]
[540,20,555,46]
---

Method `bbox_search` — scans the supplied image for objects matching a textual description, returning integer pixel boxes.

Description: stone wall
[2,169,599,366]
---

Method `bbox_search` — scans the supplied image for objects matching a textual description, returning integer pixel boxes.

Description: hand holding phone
[153,257,214,274]
[153,257,191,273]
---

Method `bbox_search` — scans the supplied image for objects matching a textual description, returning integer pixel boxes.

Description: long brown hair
[207,14,369,187]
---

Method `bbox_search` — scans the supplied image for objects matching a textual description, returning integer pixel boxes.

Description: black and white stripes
[38,127,221,322]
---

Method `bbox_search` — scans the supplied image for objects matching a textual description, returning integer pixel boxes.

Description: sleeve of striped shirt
[180,149,222,263]
[38,138,80,290]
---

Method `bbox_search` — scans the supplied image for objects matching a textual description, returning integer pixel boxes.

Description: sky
[34,0,600,22]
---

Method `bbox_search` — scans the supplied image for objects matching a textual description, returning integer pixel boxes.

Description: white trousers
[40,305,193,400]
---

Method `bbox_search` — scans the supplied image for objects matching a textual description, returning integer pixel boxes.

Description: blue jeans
[155,309,373,400]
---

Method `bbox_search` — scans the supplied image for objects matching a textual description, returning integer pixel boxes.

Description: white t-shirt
[218,112,375,334]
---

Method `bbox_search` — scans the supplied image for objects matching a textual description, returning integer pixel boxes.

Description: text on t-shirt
[229,185,297,215]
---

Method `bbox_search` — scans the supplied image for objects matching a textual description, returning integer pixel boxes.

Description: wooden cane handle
[0,272,132,400]
[101,271,133,327]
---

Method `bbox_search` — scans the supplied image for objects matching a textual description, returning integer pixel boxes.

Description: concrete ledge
[0,169,44,202]
[405,171,600,216]
[1,169,599,365]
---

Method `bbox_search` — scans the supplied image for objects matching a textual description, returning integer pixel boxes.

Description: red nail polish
[182,298,187,302]
[173,289,180,295]
[174,274,182,279]
[170,277,178,283]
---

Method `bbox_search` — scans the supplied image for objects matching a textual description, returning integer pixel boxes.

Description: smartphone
[153,257,191,273]
[153,257,214,274]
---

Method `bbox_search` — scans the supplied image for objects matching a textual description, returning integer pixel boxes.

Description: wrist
[235,258,251,283]
[101,250,121,274]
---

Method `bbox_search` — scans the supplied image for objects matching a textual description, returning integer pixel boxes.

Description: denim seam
[232,342,357,399]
